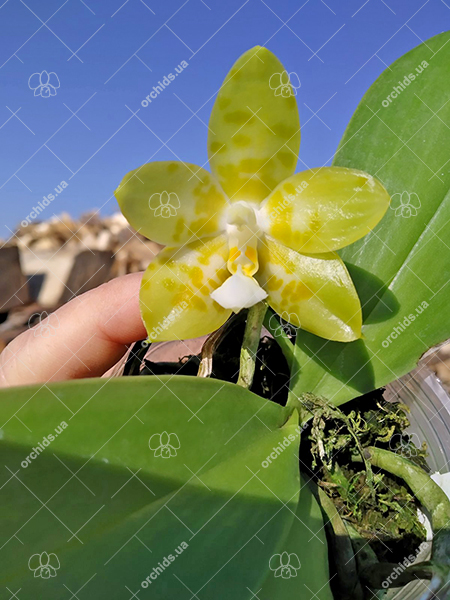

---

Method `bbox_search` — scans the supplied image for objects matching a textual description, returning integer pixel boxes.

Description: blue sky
[0,0,447,237]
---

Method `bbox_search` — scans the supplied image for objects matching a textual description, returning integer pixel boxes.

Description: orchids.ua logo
[269,551,301,578]
[149,191,180,217]
[28,551,60,578]
[141,60,189,107]
[21,421,69,468]
[390,191,421,218]
[268,311,299,339]
[381,542,428,589]
[149,432,180,458]
[268,180,308,219]
[28,71,60,97]
[21,180,68,227]
[381,301,429,348]
[389,432,422,458]
[381,60,428,108]
[261,425,304,468]
[147,301,188,341]
[269,70,301,97]
[28,311,60,338]
[141,542,188,588]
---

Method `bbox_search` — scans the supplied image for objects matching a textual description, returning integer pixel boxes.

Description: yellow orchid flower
[115,47,390,344]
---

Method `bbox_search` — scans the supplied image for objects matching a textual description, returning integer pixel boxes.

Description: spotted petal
[140,235,232,341]
[208,46,300,203]
[115,162,228,246]
[260,167,390,254]
[257,237,362,341]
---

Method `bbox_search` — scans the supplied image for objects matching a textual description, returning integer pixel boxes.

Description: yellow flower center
[210,201,268,312]
[225,201,261,277]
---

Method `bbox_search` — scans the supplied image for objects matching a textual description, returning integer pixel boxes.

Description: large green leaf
[292,31,450,405]
[0,376,306,599]
[258,475,333,600]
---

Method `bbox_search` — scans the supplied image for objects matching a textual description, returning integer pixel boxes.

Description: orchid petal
[208,46,300,203]
[260,167,390,254]
[210,266,267,312]
[257,237,362,341]
[115,162,228,246]
[140,235,232,341]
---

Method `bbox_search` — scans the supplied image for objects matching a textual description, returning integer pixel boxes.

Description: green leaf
[291,31,450,405]
[259,476,333,600]
[0,376,301,599]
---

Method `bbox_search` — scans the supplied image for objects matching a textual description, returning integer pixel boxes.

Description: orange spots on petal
[272,122,297,138]
[281,280,296,300]
[295,281,314,300]
[173,218,186,243]
[245,246,257,263]
[265,276,283,292]
[233,133,251,147]
[277,151,294,168]
[218,97,232,110]
[190,296,208,311]
[224,110,249,125]
[283,182,296,195]
[210,141,226,154]
[162,278,177,291]
[229,246,241,261]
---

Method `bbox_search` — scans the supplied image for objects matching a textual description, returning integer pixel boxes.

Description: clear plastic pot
[382,365,450,599]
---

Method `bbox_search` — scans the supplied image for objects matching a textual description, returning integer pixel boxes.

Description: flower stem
[263,310,297,371]
[263,310,302,410]
[237,302,267,389]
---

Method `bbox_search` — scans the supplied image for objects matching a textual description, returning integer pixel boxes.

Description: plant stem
[237,302,267,389]
[362,447,450,533]
[263,310,297,369]
[360,446,450,591]
[263,310,301,408]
